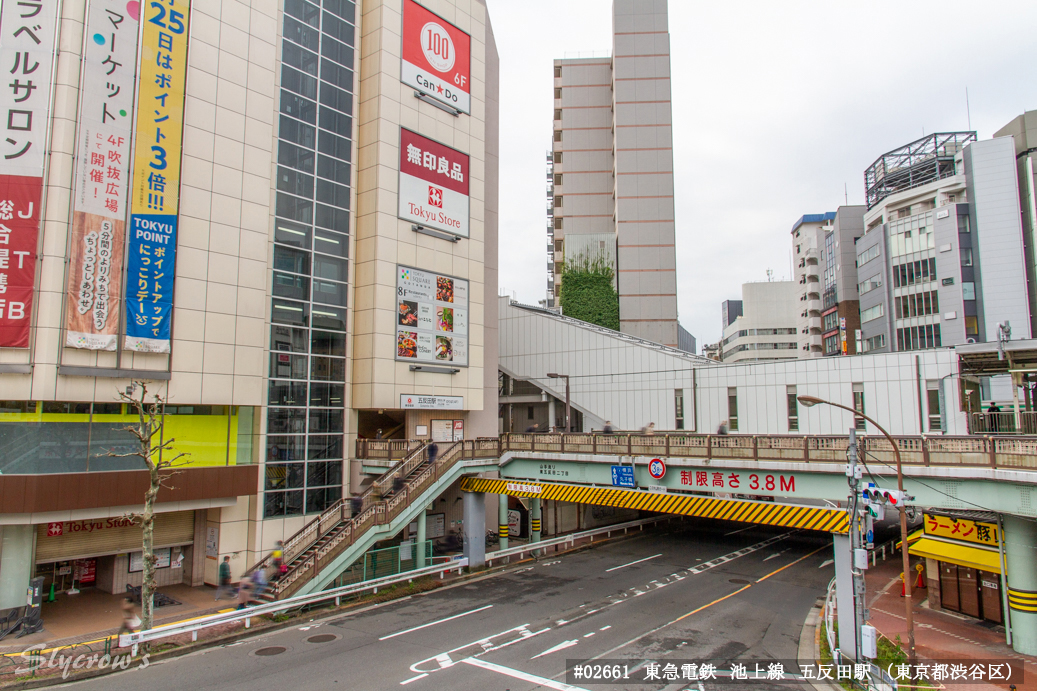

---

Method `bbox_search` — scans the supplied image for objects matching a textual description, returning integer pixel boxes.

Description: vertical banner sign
[124,0,189,353]
[400,0,470,114]
[65,0,141,350]
[0,0,60,347]
[396,264,469,366]
[398,128,469,238]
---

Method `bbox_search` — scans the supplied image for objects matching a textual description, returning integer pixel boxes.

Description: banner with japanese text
[64,0,140,350]
[124,0,189,353]
[398,128,469,238]
[0,0,60,347]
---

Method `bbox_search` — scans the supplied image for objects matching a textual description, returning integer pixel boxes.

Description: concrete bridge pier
[1004,514,1037,655]
[463,490,486,569]
[498,493,509,550]
[530,497,542,543]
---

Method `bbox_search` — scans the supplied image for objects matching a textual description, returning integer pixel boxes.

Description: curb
[0,525,659,689]
[801,598,842,691]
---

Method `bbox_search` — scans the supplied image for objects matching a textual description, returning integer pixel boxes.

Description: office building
[791,213,834,357]
[0,0,498,607]
[721,300,743,331]
[547,0,680,347]
[720,281,799,364]
[994,110,1037,336]
[856,132,1030,354]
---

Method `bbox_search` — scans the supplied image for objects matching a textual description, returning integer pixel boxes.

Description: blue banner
[611,465,635,488]
[124,214,178,352]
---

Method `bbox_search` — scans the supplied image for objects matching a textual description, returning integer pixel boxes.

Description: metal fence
[327,540,435,589]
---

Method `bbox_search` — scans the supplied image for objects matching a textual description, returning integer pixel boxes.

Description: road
[65,518,834,690]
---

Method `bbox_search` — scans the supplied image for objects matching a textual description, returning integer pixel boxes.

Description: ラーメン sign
[400,0,471,114]
[396,265,469,367]
[398,128,469,238]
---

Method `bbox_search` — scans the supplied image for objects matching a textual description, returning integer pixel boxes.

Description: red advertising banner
[0,175,43,347]
[398,128,470,238]
[401,0,471,114]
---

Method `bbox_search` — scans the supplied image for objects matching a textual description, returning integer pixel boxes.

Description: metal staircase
[247,438,499,600]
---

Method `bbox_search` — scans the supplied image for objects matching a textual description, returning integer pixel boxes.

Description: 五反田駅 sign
[398,128,469,238]
[400,0,471,114]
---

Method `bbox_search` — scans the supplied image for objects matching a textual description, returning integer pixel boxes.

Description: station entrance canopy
[460,477,849,534]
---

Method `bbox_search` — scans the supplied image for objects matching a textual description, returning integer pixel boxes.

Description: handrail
[120,558,469,649]
[353,433,1037,472]
[484,515,668,565]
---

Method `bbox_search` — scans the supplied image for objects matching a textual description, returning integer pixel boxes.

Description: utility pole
[847,428,865,662]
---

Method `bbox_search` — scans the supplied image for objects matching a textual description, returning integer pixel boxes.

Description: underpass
[67,519,834,691]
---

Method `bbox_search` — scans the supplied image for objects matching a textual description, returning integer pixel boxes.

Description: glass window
[861,304,884,323]
[309,408,344,433]
[274,219,312,249]
[961,248,973,266]
[321,35,354,69]
[283,16,319,50]
[316,204,350,233]
[965,316,979,336]
[311,305,346,331]
[282,40,318,76]
[314,228,348,257]
[265,463,305,490]
[319,82,353,115]
[277,166,315,199]
[727,387,738,432]
[311,330,346,355]
[314,254,348,282]
[322,12,355,44]
[281,65,317,99]
[312,278,347,306]
[310,383,345,407]
[320,59,353,92]
[273,271,310,301]
[279,117,316,149]
[284,0,320,27]
[268,380,307,407]
[264,490,304,518]
[276,194,313,224]
[269,351,309,379]
[322,0,355,23]
[280,90,316,124]
[962,282,976,301]
[267,435,306,461]
[853,384,866,431]
[316,179,351,208]
[267,407,308,434]
[786,385,798,431]
[271,299,309,327]
[317,130,352,161]
[308,435,344,459]
[311,356,346,381]
[317,155,351,184]
[277,141,315,174]
[318,108,351,137]
[307,461,342,488]
[274,245,311,275]
[674,389,684,430]
[306,487,335,514]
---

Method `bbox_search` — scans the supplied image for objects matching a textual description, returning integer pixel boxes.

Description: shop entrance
[939,562,1003,624]
[358,410,405,439]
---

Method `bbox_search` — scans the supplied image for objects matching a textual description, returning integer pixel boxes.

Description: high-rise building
[994,110,1037,336]
[721,300,743,331]
[548,0,680,348]
[856,132,1029,354]
[818,206,866,357]
[0,0,497,607]
[791,213,835,357]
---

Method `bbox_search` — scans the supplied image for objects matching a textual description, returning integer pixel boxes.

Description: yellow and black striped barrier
[531,518,542,532]
[1008,587,1037,613]
[498,524,509,539]
[460,477,848,534]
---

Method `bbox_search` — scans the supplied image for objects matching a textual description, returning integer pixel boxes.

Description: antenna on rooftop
[844,183,848,206]
[766,269,774,282]
[966,86,972,131]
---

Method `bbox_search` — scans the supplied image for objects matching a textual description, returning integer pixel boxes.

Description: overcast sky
[485,0,1037,348]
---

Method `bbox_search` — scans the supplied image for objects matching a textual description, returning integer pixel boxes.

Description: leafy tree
[559,254,620,331]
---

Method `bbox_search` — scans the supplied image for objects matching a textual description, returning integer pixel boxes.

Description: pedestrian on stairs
[392,475,405,496]
[271,541,284,580]
[351,492,364,517]
[237,574,253,610]
[252,564,268,598]
[427,441,439,467]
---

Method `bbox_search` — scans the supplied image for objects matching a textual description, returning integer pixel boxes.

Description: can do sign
[401,0,471,114]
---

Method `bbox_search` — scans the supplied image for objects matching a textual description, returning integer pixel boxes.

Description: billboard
[398,128,469,238]
[124,0,191,353]
[0,0,60,347]
[64,0,140,350]
[401,0,471,114]
[396,265,468,367]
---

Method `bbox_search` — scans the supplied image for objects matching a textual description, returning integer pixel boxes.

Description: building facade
[547,0,680,348]
[0,0,498,608]
[791,213,835,357]
[720,281,799,364]
[857,133,1030,355]
[994,110,1037,338]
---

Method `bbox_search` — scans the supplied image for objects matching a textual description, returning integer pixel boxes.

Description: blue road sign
[866,529,874,543]
[611,465,635,488]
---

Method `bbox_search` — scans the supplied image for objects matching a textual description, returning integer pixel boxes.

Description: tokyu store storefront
[34,511,198,594]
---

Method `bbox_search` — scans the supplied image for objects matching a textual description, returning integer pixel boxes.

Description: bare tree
[108,382,189,632]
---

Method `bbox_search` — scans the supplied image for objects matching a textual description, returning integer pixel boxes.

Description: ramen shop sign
[398,128,470,238]
[401,0,471,114]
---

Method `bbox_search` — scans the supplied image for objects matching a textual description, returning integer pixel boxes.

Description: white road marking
[724,525,756,536]
[461,657,590,691]
[400,673,428,685]
[531,639,579,659]
[583,632,595,638]
[606,554,662,572]
[819,559,834,569]
[763,553,783,562]
[687,534,791,575]
[379,604,493,640]
[600,625,611,631]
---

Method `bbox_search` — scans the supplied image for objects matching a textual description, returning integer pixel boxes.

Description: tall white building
[721,281,799,364]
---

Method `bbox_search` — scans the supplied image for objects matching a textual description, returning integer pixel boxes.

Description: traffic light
[861,483,913,507]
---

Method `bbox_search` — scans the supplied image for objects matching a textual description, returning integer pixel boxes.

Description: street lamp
[546,373,571,433]
[797,394,917,666]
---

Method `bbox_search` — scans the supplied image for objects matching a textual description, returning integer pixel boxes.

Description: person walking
[215,556,233,600]
[602,421,614,435]
[236,574,253,610]
[392,475,405,497]
[640,422,655,435]
[117,597,139,636]
[252,563,268,599]
[375,429,384,439]
[525,423,539,433]
[350,492,364,518]
[427,440,439,467]
[987,402,1002,433]
[271,541,285,579]
[717,420,729,435]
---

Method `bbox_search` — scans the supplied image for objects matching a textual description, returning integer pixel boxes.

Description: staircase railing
[264,440,482,599]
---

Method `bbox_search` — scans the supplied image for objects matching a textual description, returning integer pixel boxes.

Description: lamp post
[547,373,571,433]
[797,394,917,666]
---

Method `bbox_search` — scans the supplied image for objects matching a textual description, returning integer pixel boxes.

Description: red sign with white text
[0,175,42,347]
[401,0,471,114]
[398,128,470,237]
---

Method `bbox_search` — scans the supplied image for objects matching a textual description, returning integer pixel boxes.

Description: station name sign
[400,394,464,410]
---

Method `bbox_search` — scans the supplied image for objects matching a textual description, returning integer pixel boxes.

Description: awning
[896,528,924,550]
[909,537,1001,574]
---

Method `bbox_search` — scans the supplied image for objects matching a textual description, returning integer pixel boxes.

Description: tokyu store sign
[396,265,468,367]
[398,128,469,238]
[401,0,471,114]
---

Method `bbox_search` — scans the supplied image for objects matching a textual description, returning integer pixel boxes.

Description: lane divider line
[605,554,663,572]
[379,604,493,640]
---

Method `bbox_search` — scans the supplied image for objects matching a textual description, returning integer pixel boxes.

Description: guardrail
[120,557,470,649]
[484,515,668,566]
[120,516,676,650]
[357,433,1037,471]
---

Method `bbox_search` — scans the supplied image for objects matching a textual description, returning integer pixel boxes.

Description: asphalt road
[63,518,834,691]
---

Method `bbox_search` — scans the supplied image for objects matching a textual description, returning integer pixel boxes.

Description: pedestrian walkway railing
[119,558,469,650]
[483,515,668,566]
[357,433,1037,471]
[969,411,1037,435]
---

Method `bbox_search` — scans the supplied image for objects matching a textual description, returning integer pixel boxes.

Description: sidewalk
[864,553,1036,690]
[0,584,233,655]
